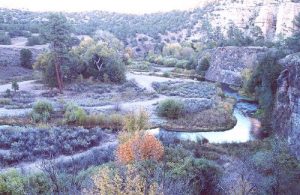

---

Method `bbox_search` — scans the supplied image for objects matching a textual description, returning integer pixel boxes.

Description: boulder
[273,53,300,160]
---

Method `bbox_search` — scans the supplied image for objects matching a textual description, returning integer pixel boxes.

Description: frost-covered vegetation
[0,3,299,195]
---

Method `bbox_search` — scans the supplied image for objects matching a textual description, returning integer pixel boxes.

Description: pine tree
[43,13,71,93]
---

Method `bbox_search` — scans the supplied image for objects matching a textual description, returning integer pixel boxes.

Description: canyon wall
[203,0,300,39]
[273,53,300,160]
[205,46,267,86]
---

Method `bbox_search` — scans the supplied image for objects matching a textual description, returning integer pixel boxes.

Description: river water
[148,85,259,144]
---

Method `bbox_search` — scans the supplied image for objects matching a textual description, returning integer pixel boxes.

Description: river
[148,85,260,144]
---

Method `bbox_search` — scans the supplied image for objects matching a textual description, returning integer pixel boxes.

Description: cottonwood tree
[43,13,72,93]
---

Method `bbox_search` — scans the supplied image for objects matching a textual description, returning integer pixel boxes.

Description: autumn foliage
[92,165,161,195]
[116,133,164,164]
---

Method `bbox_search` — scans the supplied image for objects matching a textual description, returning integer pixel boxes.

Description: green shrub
[123,109,149,132]
[11,81,19,92]
[158,99,184,119]
[129,61,150,71]
[27,173,51,194]
[31,101,53,123]
[162,72,170,78]
[4,89,12,98]
[243,51,284,133]
[0,31,11,45]
[0,98,11,105]
[103,59,126,83]
[162,57,177,67]
[26,35,43,46]
[20,49,33,69]
[0,170,25,194]
[175,60,189,69]
[154,55,164,65]
[196,57,210,74]
[82,113,124,130]
[64,103,87,124]
[147,54,156,63]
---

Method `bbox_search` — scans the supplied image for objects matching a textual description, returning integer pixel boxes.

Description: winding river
[148,85,260,144]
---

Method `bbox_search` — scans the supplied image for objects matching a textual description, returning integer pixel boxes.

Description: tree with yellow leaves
[92,165,161,195]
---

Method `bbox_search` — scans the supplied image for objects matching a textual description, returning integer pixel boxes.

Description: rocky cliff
[273,53,300,160]
[205,46,267,86]
[201,0,300,39]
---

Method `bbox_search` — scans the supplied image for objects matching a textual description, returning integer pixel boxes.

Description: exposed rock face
[205,46,267,86]
[202,0,300,39]
[273,53,300,160]
[275,2,300,37]
[0,45,48,67]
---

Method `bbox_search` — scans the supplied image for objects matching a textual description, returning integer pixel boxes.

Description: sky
[0,0,202,14]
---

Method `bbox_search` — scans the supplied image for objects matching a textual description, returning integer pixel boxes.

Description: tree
[43,13,72,93]
[71,39,126,83]
[11,81,19,92]
[244,50,285,133]
[286,12,300,52]
[20,49,33,69]
[226,23,253,46]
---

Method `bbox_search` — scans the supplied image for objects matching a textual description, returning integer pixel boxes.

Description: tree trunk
[54,62,63,93]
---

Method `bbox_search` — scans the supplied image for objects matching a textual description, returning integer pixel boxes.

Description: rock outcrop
[205,46,267,86]
[202,0,300,39]
[273,53,300,160]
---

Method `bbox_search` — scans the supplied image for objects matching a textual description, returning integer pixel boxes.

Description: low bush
[0,170,25,194]
[0,98,11,105]
[116,133,164,164]
[196,57,210,75]
[0,32,11,45]
[153,55,164,65]
[158,99,184,119]
[64,103,87,124]
[162,72,170,77]
[4,89,12,98]
[162,57,177,67]
[175,60,189,69]
[128,61,150,71]
[123,109,149,132]
[0,126,106,166]
[26,35,43,46]
[31,101,53,123]
[62,103,124,130]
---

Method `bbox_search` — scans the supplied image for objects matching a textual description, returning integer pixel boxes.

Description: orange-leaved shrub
[116,133,164,164]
